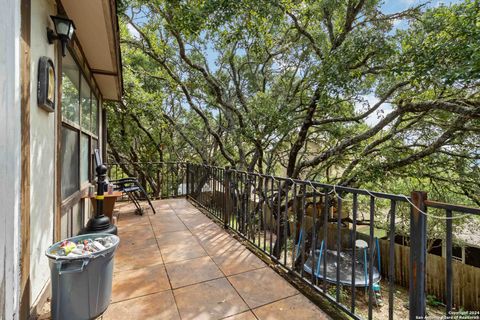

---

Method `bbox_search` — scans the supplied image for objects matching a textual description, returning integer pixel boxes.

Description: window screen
[92,95,99,135]
[80,133,90,183]
[80,75,91,131]
[61,126,79,199]
[61,52,80,124]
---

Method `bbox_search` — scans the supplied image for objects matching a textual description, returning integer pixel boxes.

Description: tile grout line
[187,200,310,319]
[114,200,328,320]
[170,274,226,291]
[162,253,211,266]
[199,226,257,317]
[218,309,259,320]
[148,202,183,320]
[174,201,294,319]
[110,287,173,305]
[171,201,254,319]
[249,292,301,312]
[158,206,210,266]
[109,202,178,315]
[220,265,267,278]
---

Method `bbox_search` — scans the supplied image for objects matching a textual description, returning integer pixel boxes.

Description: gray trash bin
[46,233,120,320]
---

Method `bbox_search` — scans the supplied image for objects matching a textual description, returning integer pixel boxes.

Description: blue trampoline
[298,232,382,287]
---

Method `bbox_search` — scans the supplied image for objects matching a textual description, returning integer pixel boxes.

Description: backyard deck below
[103,198,330,319]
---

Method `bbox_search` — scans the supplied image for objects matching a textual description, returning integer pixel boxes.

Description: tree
[110,0,479,257]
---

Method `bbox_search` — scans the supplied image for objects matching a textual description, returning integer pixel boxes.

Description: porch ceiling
[61,0,123,101]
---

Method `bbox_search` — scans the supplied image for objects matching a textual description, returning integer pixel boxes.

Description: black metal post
[224,166,231,229]
[186,163,190,198]
[445,209,453,316]
[409,191,427,319]
[388,200,397,320]
[81,164,117,235]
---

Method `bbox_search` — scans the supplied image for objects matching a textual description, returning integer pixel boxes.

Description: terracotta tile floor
[40,199,331,320]
[104,199,331,320]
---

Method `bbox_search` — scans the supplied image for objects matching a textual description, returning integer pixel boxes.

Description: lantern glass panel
[55,19,70,36]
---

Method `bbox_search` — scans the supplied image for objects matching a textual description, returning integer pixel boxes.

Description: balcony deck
[102,198,330,319]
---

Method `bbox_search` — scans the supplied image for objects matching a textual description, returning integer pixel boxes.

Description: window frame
[60,48,101,200]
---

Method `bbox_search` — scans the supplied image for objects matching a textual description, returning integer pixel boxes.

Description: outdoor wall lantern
[47,15,75,57]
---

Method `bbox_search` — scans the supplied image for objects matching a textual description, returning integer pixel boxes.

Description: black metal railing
[108,162,187,199]
[109,161,480,320]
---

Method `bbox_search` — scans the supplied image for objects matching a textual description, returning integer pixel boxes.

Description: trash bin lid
[46,233,119,261]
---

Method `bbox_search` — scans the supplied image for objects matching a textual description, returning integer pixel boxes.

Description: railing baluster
[187,163,189,196]
[240,172,244,232]
[224,168,227,223]
[168,163,171,198]
[198,165,201,204]
[245,173,248,234]
[247,174,251,240]
[217,168,220,216]
[258,176,262,248]
[351,193,358,313]
[212,167,215,214]
[276,180,281,261]
[284,181,289,266]
[238,172,242,231]
[269,177,274,258]
[243,173,247,234]
[312,190,317,285]
[207,167,211,212]
[231,169,235,228]
[254,175,259,247]
[175,163,179,197]
[202,166,206,205]
[204,166,207,205]
[237,172,241,232]
[409,191,427,319]
[300,184,307,278]
[336,194,342,302]
[291,183,298,270]
[446,209,453,316]
[263,175,268,252]
[323,189,329,293]
[389,200,396,320]
[211,167,215,215]
[212,167,216,216]
[368,196,375,320]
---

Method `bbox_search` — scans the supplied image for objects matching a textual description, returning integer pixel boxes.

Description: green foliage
[399,0,480,87]
[426,294,443,307]
[110,0,480,233]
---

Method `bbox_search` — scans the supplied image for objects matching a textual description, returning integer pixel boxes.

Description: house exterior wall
[0,0,22,318]
[1,0,116,316]
[28,0,57,305]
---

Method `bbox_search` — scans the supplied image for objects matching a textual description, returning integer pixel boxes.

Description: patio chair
[110,177,156,215]
[93,149,156,215]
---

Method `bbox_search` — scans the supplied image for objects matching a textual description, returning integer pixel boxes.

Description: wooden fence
[378,239,480,310]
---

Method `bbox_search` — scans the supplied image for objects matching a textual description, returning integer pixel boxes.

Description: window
[91,138,99,178]
[92,95,99,135]
[80,134,90,183]
[61,49,100,200]
[61,126,79,199]
[80,75,91,132]
[62,52,80,124]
